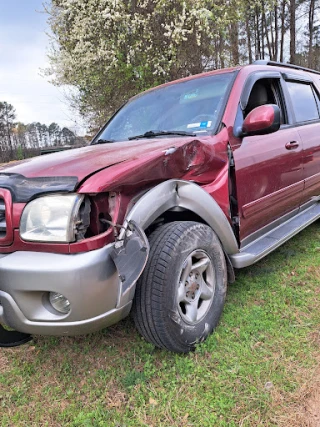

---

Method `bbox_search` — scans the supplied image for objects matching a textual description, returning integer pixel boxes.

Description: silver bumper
[0,224,149,336]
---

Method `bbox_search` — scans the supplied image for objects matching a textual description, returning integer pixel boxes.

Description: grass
[1,223,320,426]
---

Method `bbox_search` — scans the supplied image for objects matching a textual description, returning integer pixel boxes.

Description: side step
[230,203,320,268]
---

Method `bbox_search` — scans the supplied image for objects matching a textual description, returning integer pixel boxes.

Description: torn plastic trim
[110,220,149,308]
[0,173,78,203]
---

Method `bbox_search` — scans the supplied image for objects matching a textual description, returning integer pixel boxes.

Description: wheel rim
[177,250,215,324]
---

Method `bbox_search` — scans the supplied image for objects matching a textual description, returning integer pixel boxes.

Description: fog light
[49,292,71,314]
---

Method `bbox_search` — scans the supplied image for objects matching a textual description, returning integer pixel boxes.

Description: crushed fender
[111,220,149,304]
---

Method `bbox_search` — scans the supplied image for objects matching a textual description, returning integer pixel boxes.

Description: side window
[244,78,286,124]
[286,81,320,123]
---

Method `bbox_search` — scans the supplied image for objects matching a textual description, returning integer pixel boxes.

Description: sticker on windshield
[183,90,199,101]
[187,121,212,129]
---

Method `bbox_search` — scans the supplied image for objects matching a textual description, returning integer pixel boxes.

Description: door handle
[285,141,299,150]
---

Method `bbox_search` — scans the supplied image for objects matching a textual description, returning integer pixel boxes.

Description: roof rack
[253,60,320,76]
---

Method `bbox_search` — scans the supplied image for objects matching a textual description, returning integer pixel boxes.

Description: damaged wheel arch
[122,179,239,255]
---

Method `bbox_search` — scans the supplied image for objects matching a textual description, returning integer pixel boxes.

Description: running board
[230,203,320,268]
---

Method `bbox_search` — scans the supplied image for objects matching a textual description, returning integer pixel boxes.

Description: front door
[233,76,304,242]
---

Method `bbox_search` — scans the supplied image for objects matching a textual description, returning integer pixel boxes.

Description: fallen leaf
[149,397,158,406]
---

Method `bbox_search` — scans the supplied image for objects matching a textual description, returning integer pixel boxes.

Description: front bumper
[0,223,149,336]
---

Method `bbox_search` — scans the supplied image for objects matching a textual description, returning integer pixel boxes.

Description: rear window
[286,81,320,123]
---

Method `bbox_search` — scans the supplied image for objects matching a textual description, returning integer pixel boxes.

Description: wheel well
[145,208,206,236]
[145,208,235,283]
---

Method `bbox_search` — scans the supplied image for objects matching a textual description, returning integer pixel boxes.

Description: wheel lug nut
[196,285,200,290]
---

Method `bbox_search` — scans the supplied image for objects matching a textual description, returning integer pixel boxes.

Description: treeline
[233,0,319,69]
[0,101,87,163]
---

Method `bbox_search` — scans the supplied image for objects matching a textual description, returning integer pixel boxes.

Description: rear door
[282,75,320,204]
[233,73,303,242]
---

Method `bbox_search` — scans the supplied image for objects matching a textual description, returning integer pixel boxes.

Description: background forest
[0,101,86,163]
[1,0,319,162]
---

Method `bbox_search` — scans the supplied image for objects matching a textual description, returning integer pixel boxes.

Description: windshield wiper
[128,130,196,140]
[91,138,115,145]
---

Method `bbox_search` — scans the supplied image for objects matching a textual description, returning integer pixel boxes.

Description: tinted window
[96,73,234,142]
[286,81,319,122]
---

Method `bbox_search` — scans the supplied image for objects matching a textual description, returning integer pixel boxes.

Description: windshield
[95,72,234,143]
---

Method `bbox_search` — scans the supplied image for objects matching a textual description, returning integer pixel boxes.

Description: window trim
[239,71,281,111]
[282,72,313,83]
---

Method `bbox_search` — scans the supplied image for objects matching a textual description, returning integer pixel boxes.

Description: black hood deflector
[0,173,78,203]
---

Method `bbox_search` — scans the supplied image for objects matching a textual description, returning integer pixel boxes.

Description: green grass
[1,223,320,426]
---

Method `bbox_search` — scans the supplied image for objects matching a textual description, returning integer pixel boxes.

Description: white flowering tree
[46,0,237,128]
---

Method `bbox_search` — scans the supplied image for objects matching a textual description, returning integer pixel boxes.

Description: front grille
[0,199,6,239]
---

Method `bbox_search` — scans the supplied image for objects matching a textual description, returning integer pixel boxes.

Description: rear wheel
[132,221,227,353]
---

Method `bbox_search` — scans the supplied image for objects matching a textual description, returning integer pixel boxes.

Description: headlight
[20,194,84,243]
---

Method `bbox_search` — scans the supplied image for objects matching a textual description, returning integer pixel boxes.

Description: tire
[132,221,227,353]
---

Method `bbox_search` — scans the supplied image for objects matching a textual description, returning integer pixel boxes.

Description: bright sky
[0,0,85,134]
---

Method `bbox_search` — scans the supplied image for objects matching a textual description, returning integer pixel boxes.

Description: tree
[0,102,16,159]
[45,0,240,129]
[48,122,61,145]
[290,0,296,63]
[61,127,76,145]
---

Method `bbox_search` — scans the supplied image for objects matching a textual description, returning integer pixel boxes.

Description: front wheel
[132,221,227,353]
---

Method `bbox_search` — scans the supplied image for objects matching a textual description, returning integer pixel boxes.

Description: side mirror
[240,104,281,137]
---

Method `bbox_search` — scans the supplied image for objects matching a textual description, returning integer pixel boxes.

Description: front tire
[132,221,227,353]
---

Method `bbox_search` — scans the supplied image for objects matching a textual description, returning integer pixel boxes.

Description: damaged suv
[1,61,320,352]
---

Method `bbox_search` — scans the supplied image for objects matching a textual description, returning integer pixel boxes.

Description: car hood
[0,133,229,200]
[0,137,202,180]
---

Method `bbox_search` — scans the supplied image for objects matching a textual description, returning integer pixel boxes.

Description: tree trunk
[290,0,296,64]
[308,0,315,68]
[4,104,13,159]
[274,3,279,61]
[246,14,253,63]
[219,32,225,68]
[230,21,240,65]
[263,5,273,60]
[280,0,286,62]
[255,7,262,59]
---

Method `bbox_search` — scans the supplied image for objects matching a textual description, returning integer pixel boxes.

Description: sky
[0,0,85,134]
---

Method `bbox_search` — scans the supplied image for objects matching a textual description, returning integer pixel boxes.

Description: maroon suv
[1,61,320,352]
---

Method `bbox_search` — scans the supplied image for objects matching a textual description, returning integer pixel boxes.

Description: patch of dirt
[273,357,320,427]
[0,351,10,373]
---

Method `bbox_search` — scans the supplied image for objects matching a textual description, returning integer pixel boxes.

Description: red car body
[1,61,320,350]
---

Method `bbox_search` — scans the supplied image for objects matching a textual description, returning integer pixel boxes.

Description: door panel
[284,80,320,204]
[233,127,303,240]
[297,123,320,203]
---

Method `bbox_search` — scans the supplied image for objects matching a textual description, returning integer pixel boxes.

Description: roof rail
[253,60,320,76]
